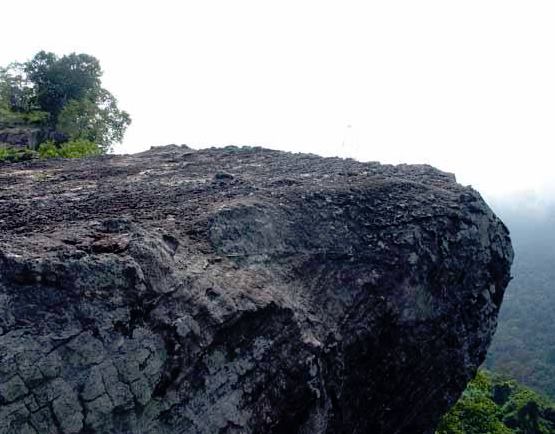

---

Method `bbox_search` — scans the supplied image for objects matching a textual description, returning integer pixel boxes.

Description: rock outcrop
[0,126,66,150]
[0,145,513,434]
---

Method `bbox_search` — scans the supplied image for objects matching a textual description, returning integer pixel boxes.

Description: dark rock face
[0,127,42,149]
[0,145,513,434]
[0,127,66,149]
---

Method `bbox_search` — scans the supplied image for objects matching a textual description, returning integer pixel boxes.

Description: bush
[0,146,14,160]
[38,139,101,159]
[1,139,102,163]
[58,139,102,158]
[37,141,59,159]
[0,146,38,162]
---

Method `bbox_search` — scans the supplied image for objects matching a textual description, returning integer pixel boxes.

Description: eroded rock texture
[0,127,64,150]
[0,145,513,433]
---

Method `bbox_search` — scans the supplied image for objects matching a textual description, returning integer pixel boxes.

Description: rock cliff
[0,145,513,434]
[0,126,66,150]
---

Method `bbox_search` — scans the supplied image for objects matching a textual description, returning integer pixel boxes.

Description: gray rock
[0,145,512,433]
[0,127,67,150]
[0,375,28,403]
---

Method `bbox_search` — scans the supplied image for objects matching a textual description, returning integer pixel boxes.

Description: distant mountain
[485,200,555,399]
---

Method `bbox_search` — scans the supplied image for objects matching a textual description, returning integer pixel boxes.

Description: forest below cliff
[437,370,554,434]
[485,203,555,399]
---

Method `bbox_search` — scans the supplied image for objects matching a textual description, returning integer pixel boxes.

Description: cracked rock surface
[0,145,513,433]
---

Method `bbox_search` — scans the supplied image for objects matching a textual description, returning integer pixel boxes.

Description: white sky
[2,1,555,203]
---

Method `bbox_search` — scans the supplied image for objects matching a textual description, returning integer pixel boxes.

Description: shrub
[0,146,38,162]
[38,139,102,159]
[37,141,60,159]
[0,146,13,160]
[1,139,102,163]
[437,370,555,434]
[58,139,102,158]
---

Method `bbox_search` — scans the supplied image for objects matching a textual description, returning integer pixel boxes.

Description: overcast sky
[2,1,554,205]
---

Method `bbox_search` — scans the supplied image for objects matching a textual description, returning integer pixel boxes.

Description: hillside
[485,205,555,399]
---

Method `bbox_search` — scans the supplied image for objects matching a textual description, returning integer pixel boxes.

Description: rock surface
[0,126,66,150]
[0,145,513,434]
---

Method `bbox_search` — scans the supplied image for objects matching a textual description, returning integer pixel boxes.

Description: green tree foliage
[0,63,34,113]
[436,370,555,434]
[0,51,130,152]
[0,65,48,125]
[56,93,130,149]
[24,52,102,122]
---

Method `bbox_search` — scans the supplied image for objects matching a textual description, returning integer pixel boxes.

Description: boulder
[0,145,513,433]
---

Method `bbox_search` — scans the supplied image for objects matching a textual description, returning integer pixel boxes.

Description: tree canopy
[437,370,555,434]
[0,51,130,152]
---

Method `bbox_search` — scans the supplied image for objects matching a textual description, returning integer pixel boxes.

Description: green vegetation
[39,139,102,159]
[0,139,101,163]
[0,106,49,125]
[485,208,555,399]
[437,370,555,434]
[0,146,37,162]
[0,51,130,154]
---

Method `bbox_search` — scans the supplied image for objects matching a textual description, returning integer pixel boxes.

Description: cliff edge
[0,145,513,433]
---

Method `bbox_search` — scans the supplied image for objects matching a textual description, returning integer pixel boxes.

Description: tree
[0,64,35,113]
[24,51,102,122]
[56,90,130,149]
[0,51,130,152]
